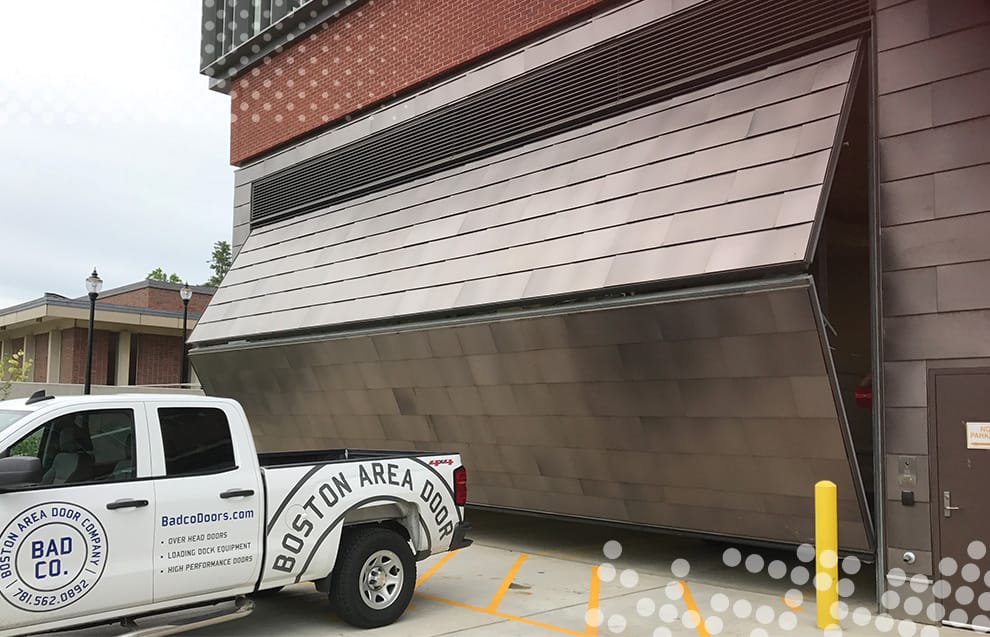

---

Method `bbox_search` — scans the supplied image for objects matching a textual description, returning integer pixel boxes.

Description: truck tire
[329,527,416,628]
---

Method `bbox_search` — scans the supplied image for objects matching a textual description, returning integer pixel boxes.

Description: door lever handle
[944,491,961,518]
[106,498,149,510]
[220,489,255,499]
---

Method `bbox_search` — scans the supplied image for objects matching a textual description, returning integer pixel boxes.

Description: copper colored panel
[749,85,847,136]
[933,164,990,219]
[877,23,990,94]
[879,118,990,182]
[877,84,933,137]
[663,195,784,246]
[936,261,990,313]
[193,277,872,551]
[882,213,990,271]
[875,0,929,52]
[192,44,858,345]
[882,268,938,316]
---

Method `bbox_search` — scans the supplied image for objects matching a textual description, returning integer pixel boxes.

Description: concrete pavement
[54,509,973,637]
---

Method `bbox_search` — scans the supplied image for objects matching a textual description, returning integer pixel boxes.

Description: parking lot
[57,509,968,637]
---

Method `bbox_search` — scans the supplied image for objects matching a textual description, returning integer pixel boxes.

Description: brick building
[192,0,990,623]
[0,280,214,387]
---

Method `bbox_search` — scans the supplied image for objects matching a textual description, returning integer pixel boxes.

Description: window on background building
[128,335,139,386]
[252,0,264,34]
[106,332,119,386]
[204,0,314,65]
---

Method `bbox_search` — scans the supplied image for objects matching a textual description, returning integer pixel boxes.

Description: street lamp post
[179,282,192,387]
[83,268,103,395]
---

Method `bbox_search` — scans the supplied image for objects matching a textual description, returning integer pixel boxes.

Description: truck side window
[158,407,236,476]
[6,409,136,485]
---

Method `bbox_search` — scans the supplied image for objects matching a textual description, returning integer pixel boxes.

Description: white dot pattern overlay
[588,537,990,635]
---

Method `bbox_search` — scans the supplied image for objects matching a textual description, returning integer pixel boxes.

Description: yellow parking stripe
[585,566,600,636]
[679,581,711,637]
[417,592,586,637]
[530,544,606,560]
[487,553,529,611]
[416,550,459,588]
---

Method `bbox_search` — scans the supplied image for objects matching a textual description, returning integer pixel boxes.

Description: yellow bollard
[815,480,839,629]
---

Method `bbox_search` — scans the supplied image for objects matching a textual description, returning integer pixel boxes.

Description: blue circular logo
[0,502,107,612]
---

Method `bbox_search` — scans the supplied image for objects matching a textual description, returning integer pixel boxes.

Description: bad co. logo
[0,502,107,612]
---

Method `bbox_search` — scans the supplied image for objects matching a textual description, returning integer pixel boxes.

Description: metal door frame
[867,11,886,601]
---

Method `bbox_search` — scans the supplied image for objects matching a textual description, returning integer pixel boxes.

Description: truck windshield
[0,410,29,434]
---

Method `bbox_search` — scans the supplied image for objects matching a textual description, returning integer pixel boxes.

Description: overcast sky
[0,0,233,308]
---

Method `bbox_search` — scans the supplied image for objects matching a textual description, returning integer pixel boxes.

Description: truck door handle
[944,491,961,518]
[220,489,255,499]
[106,499,149,510]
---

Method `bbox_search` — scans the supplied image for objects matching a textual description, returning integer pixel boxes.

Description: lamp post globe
[179,282,192,386]
[83,268,102,395]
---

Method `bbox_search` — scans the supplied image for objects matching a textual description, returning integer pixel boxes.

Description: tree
[204,240,232,287]
[147,268,182,284]
[145,240,231,289]
[1,350,33,401]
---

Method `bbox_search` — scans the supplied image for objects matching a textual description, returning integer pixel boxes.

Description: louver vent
[251,0,869,226]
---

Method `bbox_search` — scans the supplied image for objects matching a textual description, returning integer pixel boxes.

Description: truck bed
[257,448,443,468]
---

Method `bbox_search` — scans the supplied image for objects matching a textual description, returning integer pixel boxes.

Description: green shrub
[1,349,33,401]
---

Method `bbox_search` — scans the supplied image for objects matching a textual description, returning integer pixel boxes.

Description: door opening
[810,58,874,512]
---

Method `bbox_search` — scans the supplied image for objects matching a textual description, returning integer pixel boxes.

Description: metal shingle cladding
[191,41,860,344]
[192,277,873,551]
[248,0,869,224]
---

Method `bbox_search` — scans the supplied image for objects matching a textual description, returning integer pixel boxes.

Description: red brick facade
[133,334,183,385]
[1,281,214,388]
[101,288,212,315]
[58,328,79,384]
[229,0,614,164]
[33,333,48,383]
[59,328,113,385]
[50,330,180,386]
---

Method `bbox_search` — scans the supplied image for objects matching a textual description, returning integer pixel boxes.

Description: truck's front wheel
[329,527,416,628]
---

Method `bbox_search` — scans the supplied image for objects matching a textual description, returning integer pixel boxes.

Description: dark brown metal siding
[877,0,990,573]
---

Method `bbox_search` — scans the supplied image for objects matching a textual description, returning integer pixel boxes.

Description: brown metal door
[932,371,990,630]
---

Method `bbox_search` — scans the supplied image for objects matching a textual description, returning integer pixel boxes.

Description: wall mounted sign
[966,422,990,450]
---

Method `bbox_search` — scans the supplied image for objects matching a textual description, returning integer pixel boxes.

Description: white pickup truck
[0,392,471,636]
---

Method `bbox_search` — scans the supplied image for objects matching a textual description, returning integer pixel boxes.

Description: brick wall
[52,328,185,386]
[134,334,183,385]
[33,333,48,383]
[228,0,614,164]
[100,288,150,309]
[101,288,212,314]
[877,0,990,574]
[58,329,75,384]
[147,289,212,315]
[59,328,112,385]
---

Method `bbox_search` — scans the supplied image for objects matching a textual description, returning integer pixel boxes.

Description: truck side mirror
[0,456,42,488]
